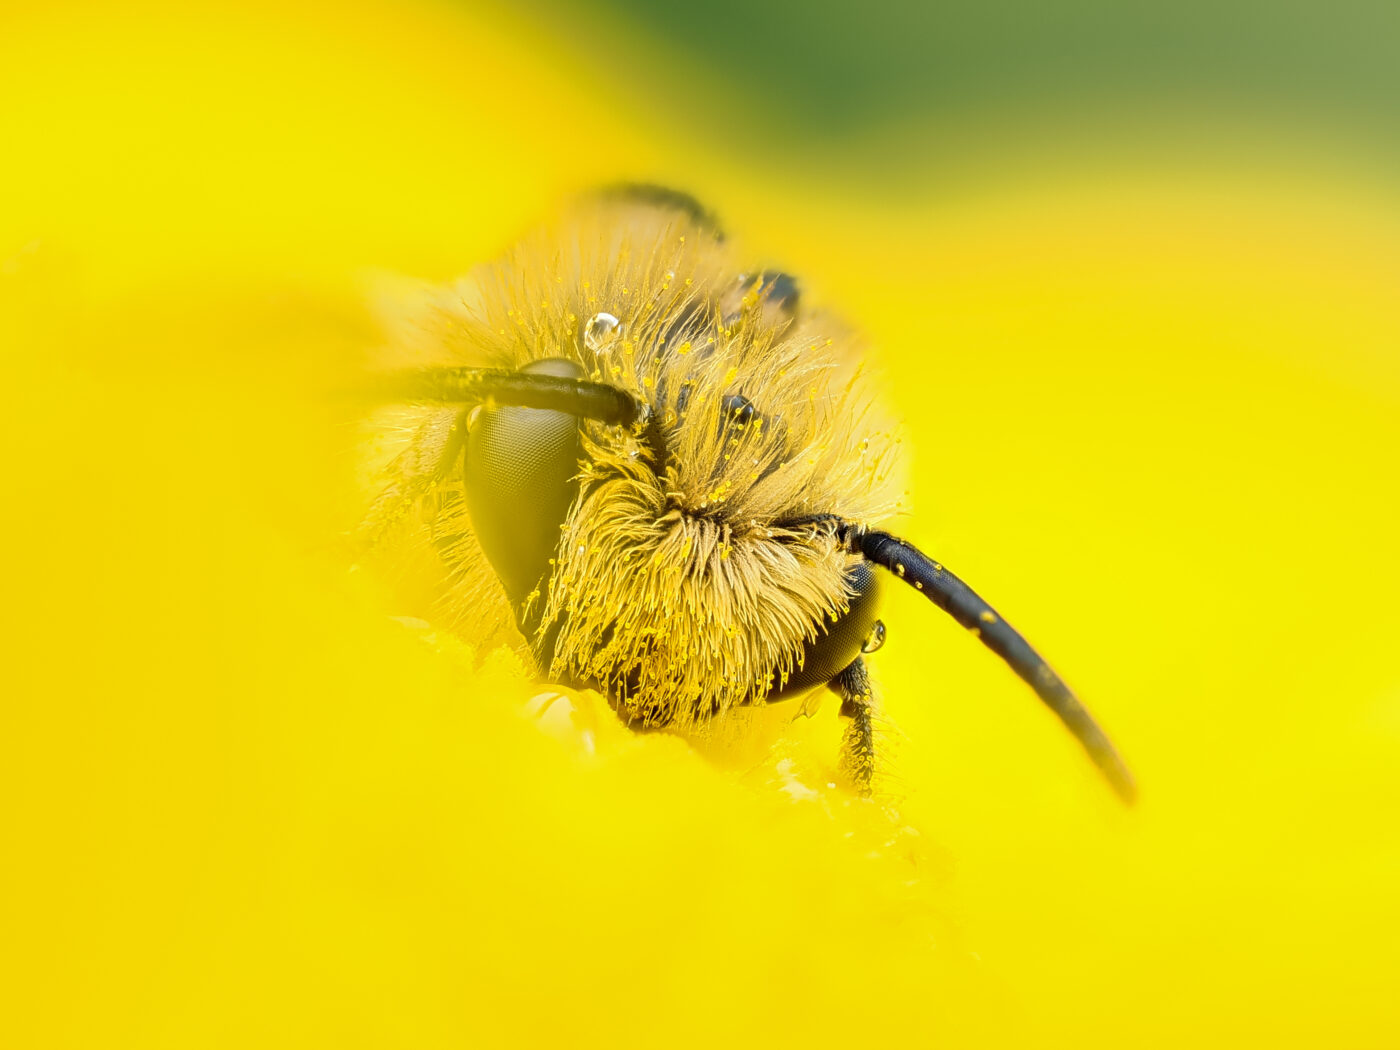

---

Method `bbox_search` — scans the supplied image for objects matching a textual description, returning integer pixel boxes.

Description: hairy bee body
[359,189,1135,803]
[362,193,900,733]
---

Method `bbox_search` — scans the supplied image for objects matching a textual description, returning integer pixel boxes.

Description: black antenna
[846,525,1137,804]
[388,368,645,428]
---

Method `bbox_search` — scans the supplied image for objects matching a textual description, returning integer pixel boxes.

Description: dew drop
[583,311,620,353]
[861,620,887,654]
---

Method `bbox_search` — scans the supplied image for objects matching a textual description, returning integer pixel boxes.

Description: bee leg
[599,183,724,240]
[830,657,877,796]
[357,407,471,547]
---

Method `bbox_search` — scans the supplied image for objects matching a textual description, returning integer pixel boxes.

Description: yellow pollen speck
[979,610,997,623]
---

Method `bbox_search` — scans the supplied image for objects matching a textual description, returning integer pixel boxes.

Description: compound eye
[463,358,584,621]
[754,271,799,315]
[722,394,756,428]
[768,562,884,701]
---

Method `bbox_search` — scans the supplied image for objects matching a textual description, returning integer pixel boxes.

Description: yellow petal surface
[3,2,1398,1047]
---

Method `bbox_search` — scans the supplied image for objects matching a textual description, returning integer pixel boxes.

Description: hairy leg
[357,406,470,547]
[831,657,877,796]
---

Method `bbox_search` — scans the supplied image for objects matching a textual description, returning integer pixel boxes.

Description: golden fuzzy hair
[361,193,902,729]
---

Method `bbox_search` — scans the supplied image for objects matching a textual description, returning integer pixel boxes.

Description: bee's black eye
[722,394,756,428]
[757,271,799,314]
[463,358,583,622]
[768,562,883,701]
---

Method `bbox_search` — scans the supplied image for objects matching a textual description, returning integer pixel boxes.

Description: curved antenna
[387,367,646,428]
[843,525,1137,804]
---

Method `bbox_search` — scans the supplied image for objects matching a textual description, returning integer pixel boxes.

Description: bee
[359,186,1135,803]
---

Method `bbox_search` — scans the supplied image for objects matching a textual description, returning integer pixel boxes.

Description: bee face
[452,205,896,724]
[365,186,1136,802]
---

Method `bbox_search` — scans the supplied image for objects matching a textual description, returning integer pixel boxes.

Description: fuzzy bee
[359,186,1135,803]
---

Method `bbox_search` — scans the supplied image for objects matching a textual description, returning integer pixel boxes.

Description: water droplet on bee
[861,620,887,654]
[583,311,620,353]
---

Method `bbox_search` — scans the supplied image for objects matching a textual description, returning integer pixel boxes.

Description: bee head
[385,190,1133,801]
[458,358,888,719]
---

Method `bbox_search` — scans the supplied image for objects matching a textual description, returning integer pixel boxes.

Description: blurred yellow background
[4,0,1399,1046]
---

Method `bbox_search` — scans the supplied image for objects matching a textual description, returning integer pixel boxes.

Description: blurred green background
[523,0,1400,174]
